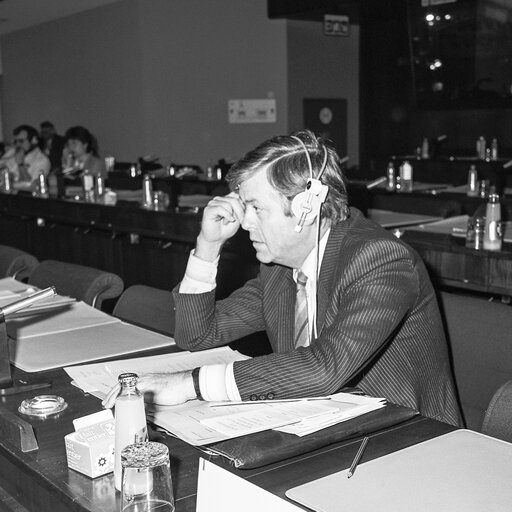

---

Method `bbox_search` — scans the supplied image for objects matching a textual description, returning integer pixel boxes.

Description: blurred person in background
[39,121,66,171]
[62,126,106,178]
[1,125,50,188]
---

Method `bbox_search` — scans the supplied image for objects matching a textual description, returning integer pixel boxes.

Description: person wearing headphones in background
[103,130,461,426]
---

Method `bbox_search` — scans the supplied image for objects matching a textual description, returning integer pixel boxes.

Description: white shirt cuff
[198,363,241,402]
[179,249,219,293]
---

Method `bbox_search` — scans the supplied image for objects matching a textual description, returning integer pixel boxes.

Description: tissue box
[65,410,115,478]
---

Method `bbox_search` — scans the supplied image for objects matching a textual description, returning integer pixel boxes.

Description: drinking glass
[121,442,174,512]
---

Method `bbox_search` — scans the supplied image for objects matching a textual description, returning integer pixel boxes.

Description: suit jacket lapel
[316,215,354,337]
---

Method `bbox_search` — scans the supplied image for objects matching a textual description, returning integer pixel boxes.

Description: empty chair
[113,284,175,336]
[28,260,124,310]
[481,381,512,443]
[438,291,512,430]
[0,245,39,281]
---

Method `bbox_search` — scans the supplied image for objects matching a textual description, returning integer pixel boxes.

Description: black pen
[347,436,369,479]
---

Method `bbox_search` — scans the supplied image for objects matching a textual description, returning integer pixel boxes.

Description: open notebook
[286,430,512,512]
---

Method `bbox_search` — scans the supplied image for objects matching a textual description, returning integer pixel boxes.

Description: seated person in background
[103,130,462,427]
[2,125,50,188]
[62,126,106,178]
[39,121,66,171]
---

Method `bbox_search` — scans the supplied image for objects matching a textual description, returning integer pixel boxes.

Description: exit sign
[324,14,350,37]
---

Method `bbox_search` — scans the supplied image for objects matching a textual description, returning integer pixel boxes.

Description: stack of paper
[66,348,386,445]
[275,394,386,436]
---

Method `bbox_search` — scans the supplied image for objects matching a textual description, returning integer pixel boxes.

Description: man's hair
[13,125,39,142]
[226,130,349,222]
[64,125,99,156]
[40,121,55,130]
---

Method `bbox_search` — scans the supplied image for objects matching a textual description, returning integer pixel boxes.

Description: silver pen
[347,436,369,479]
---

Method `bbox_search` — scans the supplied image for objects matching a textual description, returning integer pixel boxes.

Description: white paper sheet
[197,459,302,512]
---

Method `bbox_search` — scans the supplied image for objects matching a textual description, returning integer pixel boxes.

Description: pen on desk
[347,436,369,479]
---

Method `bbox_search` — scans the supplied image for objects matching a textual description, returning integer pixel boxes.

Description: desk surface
[0,363,455,512]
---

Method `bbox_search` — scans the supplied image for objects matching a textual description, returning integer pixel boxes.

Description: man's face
[40,126,54,141]
[13,130,34,154]
[238,168,316,268]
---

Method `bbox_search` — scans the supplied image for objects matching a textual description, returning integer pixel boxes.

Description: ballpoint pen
[347,436,369,479]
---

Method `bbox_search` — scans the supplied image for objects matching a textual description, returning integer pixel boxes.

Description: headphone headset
[290,136,329,233]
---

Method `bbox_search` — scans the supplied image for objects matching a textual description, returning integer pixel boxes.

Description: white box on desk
[65,410,115,478]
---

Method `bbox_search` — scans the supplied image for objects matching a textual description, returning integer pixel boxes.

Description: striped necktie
[294,271,309,348]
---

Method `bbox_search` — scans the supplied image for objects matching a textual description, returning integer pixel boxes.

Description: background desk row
[1,193,511,300]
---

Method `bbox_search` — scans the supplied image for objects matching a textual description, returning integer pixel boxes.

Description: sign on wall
[323,14,350,37]
[228,99,276,124]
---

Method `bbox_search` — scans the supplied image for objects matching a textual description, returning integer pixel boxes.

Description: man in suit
[104,131,461,426]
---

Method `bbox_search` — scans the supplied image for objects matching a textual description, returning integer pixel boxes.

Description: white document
[197,458,301,512]
[275,394,386,436]
[200,401,337,437]
[65,346,249,399]
[67,349,385,446]
[0,277,33,294]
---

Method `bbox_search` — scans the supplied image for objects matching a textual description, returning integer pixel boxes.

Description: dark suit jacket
[174,208,461,426]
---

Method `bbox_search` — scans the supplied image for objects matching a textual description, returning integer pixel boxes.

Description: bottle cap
[118,372,139,385]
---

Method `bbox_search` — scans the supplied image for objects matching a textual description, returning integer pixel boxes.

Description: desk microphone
[0,286,57,396]
[0,287,56,321]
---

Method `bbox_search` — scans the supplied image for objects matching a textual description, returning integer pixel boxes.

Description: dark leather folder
[203,403,418,469]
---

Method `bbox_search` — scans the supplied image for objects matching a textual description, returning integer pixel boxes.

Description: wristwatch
[191,367,203,400]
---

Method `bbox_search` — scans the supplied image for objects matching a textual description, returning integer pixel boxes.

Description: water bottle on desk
[398,161,413,193]
[483,193,502,251]
[467,165,478,197]
[114,372,148,491]
[142,175,154,210]
[386,162,396,191]
[82,169,95,203]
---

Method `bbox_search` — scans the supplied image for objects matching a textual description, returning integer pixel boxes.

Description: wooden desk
[0,364,455,512]
[401,228,512,297]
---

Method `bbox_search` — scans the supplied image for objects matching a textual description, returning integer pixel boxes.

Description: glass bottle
[467,165,478,197]
[483,193,502,251]
[37,172,49,198]
[142,175,154,210]
[0,166,12,194]
[82,168,95,203]
[114,372,148,491]
[386,162,396,191]
[491,138,498,161]
[399,161,413,193]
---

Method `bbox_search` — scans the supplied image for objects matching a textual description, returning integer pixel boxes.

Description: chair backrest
[28,260,124,310]
[481,381,512,443]
[112,284,175,336]
[0,245,39,281]
[438,291,512,430]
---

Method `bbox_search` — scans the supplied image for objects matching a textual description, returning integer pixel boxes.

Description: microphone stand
[0,287,56,396]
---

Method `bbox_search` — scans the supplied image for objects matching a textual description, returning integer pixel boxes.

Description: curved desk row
[0,192,511,298]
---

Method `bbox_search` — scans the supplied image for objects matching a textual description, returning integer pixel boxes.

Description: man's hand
[195,192,245,261]
[101,371,196,409]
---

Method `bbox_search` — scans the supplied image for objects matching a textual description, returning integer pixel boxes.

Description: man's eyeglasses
[14,138,28,144]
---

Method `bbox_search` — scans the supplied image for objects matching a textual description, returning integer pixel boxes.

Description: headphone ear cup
[291,192,320,226]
